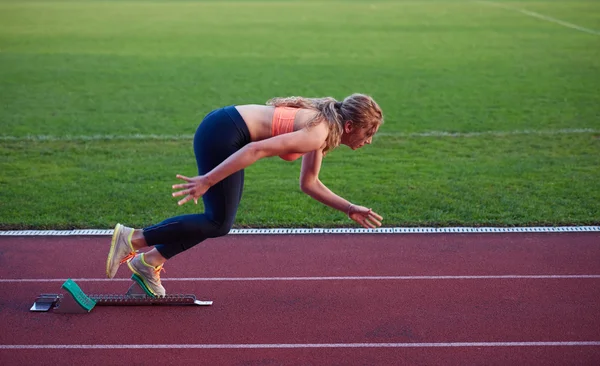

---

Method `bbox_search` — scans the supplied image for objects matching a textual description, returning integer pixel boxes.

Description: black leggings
[142,106,251,259]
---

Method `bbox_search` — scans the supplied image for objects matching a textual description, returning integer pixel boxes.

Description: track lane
[1,233,599,279]
[1,278,599,344]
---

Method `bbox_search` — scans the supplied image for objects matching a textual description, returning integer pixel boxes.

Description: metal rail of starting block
[30,276,213,313]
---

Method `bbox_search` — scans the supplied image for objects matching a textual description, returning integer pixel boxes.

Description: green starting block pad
[60,278,97,312]
[30,276,213,313]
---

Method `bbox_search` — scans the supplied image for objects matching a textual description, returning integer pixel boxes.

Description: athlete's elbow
[246,142,269,160]
[300,179,317,194]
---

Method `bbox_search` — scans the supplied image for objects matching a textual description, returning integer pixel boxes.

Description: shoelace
[153,266,165,284]
[119,252,136,264]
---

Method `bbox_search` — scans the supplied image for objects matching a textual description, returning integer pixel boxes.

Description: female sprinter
[106,93,384,296]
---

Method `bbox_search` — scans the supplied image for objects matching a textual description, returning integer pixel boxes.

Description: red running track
[0,232,599,365]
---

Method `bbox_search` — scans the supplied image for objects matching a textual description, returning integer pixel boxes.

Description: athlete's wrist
[201,174,215,188]
[346,203,355,218]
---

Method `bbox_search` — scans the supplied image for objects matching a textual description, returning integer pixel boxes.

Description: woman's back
[235,104,320,142]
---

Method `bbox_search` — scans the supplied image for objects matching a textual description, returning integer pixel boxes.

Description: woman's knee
[177,214,233,240]
[206,220,233,238]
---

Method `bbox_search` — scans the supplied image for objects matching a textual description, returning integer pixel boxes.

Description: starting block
[30,275,213,313]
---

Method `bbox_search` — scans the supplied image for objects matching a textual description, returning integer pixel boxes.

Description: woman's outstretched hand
[348,204,383,229]
[172,174,210,206]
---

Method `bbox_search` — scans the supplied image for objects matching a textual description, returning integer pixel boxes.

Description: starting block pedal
[30,276,213,313]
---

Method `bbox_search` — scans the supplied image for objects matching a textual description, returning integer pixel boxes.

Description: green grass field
[1,0,599,229]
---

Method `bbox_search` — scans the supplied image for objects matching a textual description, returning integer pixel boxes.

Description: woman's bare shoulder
[297,108,323,126]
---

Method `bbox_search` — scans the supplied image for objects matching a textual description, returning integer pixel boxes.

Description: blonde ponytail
[267,94,382,155]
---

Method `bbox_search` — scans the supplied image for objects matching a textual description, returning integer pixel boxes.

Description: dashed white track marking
[1,226,599,236]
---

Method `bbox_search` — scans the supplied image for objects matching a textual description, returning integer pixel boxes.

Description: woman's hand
[347,204,383,229]
[171,174,211,206]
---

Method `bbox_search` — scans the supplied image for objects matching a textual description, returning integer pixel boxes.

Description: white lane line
[1,226,599,236]
[476,1,600,36]
[377,128,600,138]
[2,275,599,283]
[1,342,599,349]
[0,128,598,142]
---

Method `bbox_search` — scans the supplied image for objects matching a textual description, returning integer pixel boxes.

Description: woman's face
[342,122,379,150]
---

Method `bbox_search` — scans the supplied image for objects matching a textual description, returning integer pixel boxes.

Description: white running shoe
[106,223,136,279]
[127,253,166,297]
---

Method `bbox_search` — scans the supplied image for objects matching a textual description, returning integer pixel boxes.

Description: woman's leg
[107,106,249,283]
[141,168,244,265]
[140,106,250,264]
[106,106,249,296]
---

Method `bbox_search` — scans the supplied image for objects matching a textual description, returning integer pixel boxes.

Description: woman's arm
[172,122,329,205]
[299,150,351,213]
[207,123,328,187]
[300,150,383,228]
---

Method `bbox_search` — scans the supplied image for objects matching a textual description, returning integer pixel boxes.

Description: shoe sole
[131,273,158,298]
[106,223,122,278]
[127,261,162,297]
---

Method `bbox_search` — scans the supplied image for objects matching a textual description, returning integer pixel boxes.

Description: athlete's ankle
[144,249,167,267]
[131,229,148,250]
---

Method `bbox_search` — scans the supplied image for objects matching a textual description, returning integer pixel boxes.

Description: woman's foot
[127,253,166,297]
[106,223,137,278]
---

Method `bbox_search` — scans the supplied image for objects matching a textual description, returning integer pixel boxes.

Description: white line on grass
[1,342,599,349]
[1,226,599,236]
[2,275,599,283]
[476,1,600,36]
[378,128,599,138]
[0,129,598,142]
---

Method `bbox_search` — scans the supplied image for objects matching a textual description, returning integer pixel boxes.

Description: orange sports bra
[272,107,305,161]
